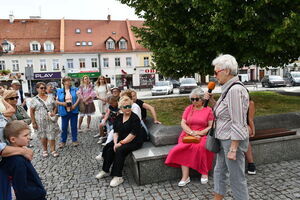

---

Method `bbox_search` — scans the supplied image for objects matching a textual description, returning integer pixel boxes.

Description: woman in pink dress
[165,87,214,187]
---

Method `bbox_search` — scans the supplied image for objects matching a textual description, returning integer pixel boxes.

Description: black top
[135,99,147,120]
[113,112,143,144]
[0,155,46,200]
[108,105,119,126]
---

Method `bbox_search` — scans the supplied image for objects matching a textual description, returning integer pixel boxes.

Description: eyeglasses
[7,96,19,100]
[191,98,200,102]
[214,69,226,76]
[39,87,46,90]
[122,105,132,109]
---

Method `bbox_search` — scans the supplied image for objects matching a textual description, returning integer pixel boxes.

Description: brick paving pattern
[30,128,300,200]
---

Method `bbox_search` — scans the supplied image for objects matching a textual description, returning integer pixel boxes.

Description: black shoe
[247,163,256,175]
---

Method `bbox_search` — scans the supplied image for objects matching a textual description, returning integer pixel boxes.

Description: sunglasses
[214,69,226,76]
[7,96,19,100]
[39,87,46,90]
[191,98,200,102]
[122,105,132,109]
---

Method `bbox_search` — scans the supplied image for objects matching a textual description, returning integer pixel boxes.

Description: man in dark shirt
[1,121,46,200]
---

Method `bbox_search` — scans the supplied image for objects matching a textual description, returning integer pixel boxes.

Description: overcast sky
[0,0,141,20]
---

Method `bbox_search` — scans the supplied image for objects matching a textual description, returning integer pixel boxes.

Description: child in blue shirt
[1,120,46,200]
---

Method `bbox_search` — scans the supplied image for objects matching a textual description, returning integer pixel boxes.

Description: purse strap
[35,96,50,113]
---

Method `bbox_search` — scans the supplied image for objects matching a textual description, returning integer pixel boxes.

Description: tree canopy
[120,0,300,78]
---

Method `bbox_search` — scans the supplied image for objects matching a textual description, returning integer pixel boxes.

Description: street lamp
[0,40,9,55]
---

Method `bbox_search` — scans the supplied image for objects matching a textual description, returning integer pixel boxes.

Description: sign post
[25,66,34,97]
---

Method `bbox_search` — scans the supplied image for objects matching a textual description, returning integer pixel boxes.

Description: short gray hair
[212,54,238,75]
[189,87,204,100]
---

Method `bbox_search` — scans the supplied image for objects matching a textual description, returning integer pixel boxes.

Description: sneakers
[247,163,257,175]
[72,141,79,147]
[178,177,190,187]
[93,134,101,138]
[97,137,107,144]
[110,176,124,187]
[201,175,208,184]
[95,153,103,161]
[95,170,109,179]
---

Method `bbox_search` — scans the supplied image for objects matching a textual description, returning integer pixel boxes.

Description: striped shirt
[214,76,249,140]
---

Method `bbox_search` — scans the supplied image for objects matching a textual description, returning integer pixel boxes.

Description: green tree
[120,0,300,78]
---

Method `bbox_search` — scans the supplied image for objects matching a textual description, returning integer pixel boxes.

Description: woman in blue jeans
[56,76,80,148]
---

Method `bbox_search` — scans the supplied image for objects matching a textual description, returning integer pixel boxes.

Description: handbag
[205,122,220,153]
[79,101,86,113]
[182,135,201,143]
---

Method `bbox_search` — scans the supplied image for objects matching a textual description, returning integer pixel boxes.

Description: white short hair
[189,87,204,100]
[212,54,238,75]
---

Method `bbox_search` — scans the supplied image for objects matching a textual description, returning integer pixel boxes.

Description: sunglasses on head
[191,98,200,102]
[122,105,132,109]
[7,96,19,100]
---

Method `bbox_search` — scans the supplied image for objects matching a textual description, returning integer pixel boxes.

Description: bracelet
[190,130,194,135]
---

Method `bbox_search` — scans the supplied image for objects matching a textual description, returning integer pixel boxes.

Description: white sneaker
[201,175,208,184]
[110,176,124,187]
[178,177,190,187]
[97,137,104,144]
[95,170,109,179]
[95,153,103,161]
[93,134,100,138]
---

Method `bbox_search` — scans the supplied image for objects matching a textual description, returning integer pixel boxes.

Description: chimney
[9,13,14,24]
[107,14,111,22]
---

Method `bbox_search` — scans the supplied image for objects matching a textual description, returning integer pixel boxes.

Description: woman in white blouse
[94,76,110,116]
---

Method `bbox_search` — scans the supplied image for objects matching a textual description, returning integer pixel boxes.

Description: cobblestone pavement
[30,126,300,200]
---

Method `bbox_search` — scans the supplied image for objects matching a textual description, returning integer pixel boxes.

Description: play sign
[34,72,62,80]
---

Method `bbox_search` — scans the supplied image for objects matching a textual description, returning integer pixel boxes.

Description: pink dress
[165,105,215,175]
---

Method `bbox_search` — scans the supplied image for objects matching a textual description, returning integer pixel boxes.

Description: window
[27,60,33,67]
[126,57,132,66]
[87,28,92,33]
[115,57,120,67]
[91,58,97,68]
[79,58,85,68]
[106,38,115,50]
[53,59,59,70]
[103,58,109,67]
[119,39,127,49]
[271,69,277,75]
[30,41,41,52]
[144,57,149,66]
[12,60,19,71]
[67,59,74,69]
[4,41,14,52]
[40,59,47,71]
[44,41,54,52]
[75,42,81,46]
[75,28,81,34]
[0,60,5,70]
[82,41,87,46]
[88,41,93,46]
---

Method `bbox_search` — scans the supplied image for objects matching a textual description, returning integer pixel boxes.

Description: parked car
[169,79,180,88]
[286,71,300,86]
[179,78,198,94]
[261,75,286,87]
[151,81,173,96]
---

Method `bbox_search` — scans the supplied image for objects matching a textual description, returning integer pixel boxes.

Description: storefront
[30,72,62,95]
[137,68,156,88]
[67,69,100,86]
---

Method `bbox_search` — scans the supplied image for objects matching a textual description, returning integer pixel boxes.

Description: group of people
[0,54,256,199]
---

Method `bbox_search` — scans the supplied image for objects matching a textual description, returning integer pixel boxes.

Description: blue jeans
[0,168,12,200]
[61,112,78,143]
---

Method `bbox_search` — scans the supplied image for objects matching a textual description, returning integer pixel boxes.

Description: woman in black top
[95,96,143,187]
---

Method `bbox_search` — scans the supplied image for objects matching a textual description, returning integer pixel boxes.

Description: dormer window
[3,41,15,52]
[82,41,87,46]
[75,41,81,46]
[119,38,127,50]
[30,41,41,52]
[75,28,81,34]
[87,28,92,33]
[44,41,54,52]
[106,38,115,50]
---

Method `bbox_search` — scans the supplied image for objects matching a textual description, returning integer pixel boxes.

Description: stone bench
[128,112,300,185]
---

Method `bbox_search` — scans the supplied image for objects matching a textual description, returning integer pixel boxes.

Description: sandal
[72,141,79,147]
[51,151,59,157]
[42,151,48,158]
[58,143,65,149]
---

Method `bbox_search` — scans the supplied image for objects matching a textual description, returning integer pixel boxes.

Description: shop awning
[68,72,101,78]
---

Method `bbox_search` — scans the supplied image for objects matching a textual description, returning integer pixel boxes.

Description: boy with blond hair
[1,120,46,200]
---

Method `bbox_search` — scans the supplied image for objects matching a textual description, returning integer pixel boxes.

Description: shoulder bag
[35,96,58,122]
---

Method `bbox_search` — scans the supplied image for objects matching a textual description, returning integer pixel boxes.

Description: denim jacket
[56,87,79,116]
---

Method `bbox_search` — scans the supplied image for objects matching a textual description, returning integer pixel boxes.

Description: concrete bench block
[254,112,300,130]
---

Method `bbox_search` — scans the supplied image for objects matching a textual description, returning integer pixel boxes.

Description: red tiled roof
[0,19,61,54]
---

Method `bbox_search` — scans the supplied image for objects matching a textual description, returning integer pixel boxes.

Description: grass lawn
[144,91,300,126]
